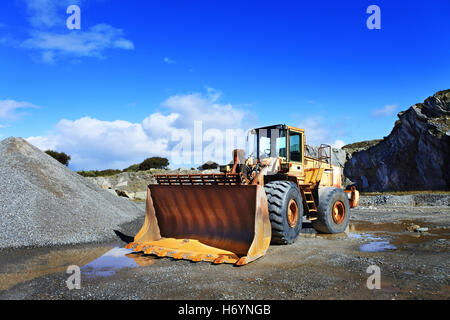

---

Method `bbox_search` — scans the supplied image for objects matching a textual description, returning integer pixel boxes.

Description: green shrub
[77,171,96,177]
[77,169,122,177]
[76,156,170,177]
[45,150,71,166]
[138,157,169,170]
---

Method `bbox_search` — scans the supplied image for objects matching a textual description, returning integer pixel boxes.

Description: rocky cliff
[344,89,450,192]
[86,168,202,197]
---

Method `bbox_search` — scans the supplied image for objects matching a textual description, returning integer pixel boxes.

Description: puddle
[81,247,139,277]
[0,245,111,291]
[81,247,157,277]
[360,241,397,253]
[349,220,450,235]
[0,244,158,290]
[347,231,397,252]
[348,220,450,253]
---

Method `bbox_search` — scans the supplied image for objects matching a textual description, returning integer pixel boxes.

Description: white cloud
[160,90,246,130]
[371,104,397,117]
[22,24,134,62]
[27,90,249,170]
[142,113,179,138]
[114,38,134,50]
[0,99,38,119]
[12,1,134,63]
[163,57,176,64]
[28,117,164,170]
[298,116,346,149]
[332,140,345,149]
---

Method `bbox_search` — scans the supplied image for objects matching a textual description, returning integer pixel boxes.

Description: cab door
[287,129,304,175]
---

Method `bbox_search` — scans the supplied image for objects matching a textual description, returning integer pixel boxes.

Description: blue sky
[1,0,449,170]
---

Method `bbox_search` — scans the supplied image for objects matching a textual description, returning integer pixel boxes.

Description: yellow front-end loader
[125,124,359,265]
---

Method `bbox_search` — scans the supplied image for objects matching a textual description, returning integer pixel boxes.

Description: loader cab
[251,124,304,165]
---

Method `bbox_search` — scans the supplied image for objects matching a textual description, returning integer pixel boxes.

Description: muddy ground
[0,206,449,300]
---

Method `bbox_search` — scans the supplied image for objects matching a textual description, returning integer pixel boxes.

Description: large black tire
[264,181,303,244]
[311,187,350,234]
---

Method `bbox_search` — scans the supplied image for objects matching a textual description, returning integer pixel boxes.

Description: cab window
[256,128,287,159]
[289,131,302,162]
[276,130,287,159]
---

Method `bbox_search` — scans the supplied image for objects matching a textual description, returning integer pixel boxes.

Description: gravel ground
[0,137,145,248]
[359,194,450,207]
[0,206,448,300]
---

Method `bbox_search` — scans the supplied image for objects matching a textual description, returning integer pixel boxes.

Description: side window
[289,131,302,162]
[276,130,287,159]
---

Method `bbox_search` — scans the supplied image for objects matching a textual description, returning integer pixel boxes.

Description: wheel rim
[332,201,345,224]
[287,199,299,228]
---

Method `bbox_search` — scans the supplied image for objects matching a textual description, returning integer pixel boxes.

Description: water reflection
[81,247,139,277]
[81,247,157,277]
[360,241,397,253]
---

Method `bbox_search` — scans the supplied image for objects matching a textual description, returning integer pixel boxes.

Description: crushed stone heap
[0,137,144,248]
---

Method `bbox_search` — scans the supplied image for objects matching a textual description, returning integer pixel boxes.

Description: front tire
[264,181,303,244]
[311,187,350,233]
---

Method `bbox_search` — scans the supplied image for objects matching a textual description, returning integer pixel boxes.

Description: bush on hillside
[138,157,169,170]
[77,157,170,177]
[77,169,122,177]
[45,150,71,166]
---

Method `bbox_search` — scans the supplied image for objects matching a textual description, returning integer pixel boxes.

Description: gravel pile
[0,137,145,248]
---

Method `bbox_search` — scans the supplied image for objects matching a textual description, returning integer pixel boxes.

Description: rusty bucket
[125,184,271,266]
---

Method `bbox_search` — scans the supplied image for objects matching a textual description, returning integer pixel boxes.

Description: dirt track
[0,206,449,300]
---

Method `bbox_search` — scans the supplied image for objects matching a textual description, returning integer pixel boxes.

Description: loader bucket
[125,184,271,266]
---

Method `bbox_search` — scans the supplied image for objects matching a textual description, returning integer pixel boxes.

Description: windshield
[256,128,287,160]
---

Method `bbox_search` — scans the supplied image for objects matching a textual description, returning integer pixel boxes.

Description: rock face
[87,168,201,195]
[0,137,144,248]
[87,171,158,195]
[342,139,382,159]
[344,89,450,192]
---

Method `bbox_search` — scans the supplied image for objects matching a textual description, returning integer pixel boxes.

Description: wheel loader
[125,124,360,265]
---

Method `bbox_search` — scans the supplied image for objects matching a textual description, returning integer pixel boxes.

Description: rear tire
[311,187,350,234]
[264,181,303,244]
